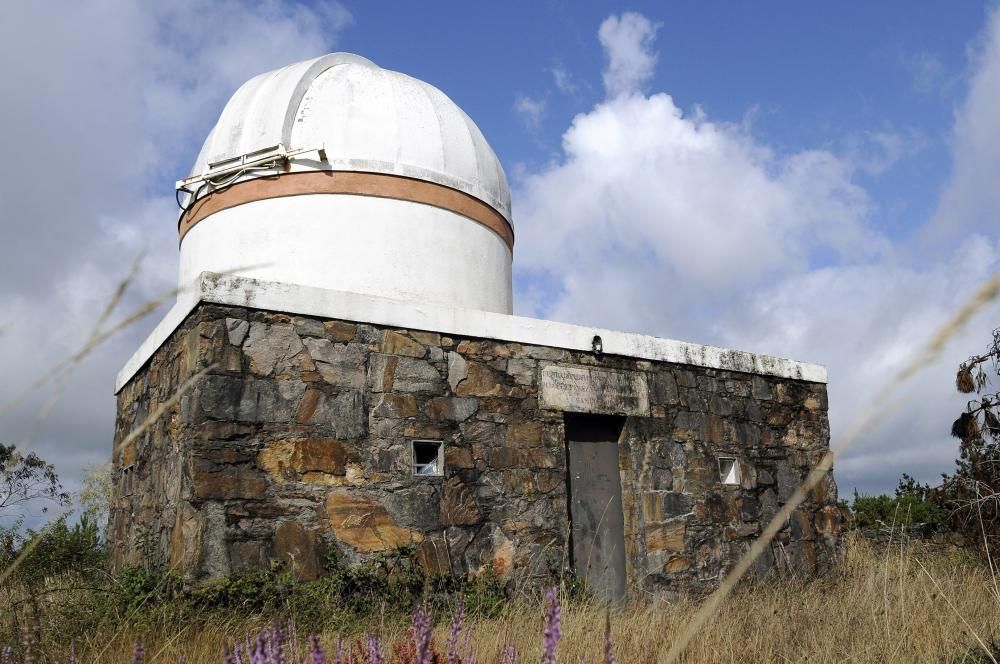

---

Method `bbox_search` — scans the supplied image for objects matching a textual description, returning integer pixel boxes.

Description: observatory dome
[176,53,514,314]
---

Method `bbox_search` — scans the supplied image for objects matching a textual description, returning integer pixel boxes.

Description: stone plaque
[540,365,649,416]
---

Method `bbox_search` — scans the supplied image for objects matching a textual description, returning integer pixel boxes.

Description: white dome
[176,53,514,314]
[188,53,511,224]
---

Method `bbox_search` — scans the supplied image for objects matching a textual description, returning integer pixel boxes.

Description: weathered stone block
[244,323,303,376]
[441,477,481,525]
[323,320,357,342]
[392,357,442,393]
[487,447,557,469]
[642,492,693,522]
[416,537,451,574]
[325,491,421,551]
[226,318,249,346]
[650,372,679,405]
[445,446,475,469]
[368,354,399,392]
[258,438,355,482]
[382,331,426,358]
[425,397,478,422]
[309,391,366,439]
[645,521,685,553]
[372,393,418,418]
[455,361,507,397]
[505,421,544,447]
[447,352,467,391]
[302,339,366,388]
[192,462,267,500]
[274,520,320,580]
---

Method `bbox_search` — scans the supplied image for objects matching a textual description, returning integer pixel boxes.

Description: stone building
[111,53,841,601]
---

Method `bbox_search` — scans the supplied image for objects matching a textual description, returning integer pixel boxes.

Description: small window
[718,457,740,486]
[120,465,136,496]
[412,440,444,476]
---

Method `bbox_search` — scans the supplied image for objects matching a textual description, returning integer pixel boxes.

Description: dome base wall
[178,194,513,314]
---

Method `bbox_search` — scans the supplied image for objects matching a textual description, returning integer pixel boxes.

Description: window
[412,440,444,476]
[718,457,740,486]
[120,465,136,496]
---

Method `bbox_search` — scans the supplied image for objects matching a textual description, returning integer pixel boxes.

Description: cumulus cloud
[513,12,1000,494]
[514,91,879,326]
[598,12,660,97]
[0,1,350,510]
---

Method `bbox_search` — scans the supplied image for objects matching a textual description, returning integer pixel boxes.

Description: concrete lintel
[115,272,828,393]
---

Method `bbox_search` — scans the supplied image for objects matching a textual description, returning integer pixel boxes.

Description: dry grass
[13,533,997,663]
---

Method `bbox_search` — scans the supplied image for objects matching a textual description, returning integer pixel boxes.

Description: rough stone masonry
[111,303,842,599]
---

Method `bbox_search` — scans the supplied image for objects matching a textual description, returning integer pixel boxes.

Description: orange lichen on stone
[325,491,421,552]
[258,438,354,483]
[645,521,686,553]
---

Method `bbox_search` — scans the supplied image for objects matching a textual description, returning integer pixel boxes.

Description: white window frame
[411,439,444,477]
[718,457,740,486]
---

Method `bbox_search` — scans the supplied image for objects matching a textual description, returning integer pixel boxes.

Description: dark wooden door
[565,414,627,602]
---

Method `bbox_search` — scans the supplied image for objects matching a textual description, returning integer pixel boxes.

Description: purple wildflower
[223,645,234,664]
[366,634,384,664]
[69,642,78,664]
[251,628,269,664]
[411,604,433,664]
[538,587,561,664]
[133,641,145,664]
[500,645,518,664]
[275,623,287,664]
[603,611,617,664]
[447,599,466,664]
[308,635,327,664]
[1,646,11,664]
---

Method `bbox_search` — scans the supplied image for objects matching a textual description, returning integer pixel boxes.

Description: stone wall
[111,303,841,598]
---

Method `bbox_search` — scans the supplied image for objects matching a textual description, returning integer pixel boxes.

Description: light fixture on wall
[592,335,603,358]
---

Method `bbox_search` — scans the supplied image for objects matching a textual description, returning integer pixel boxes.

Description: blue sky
[335,2,984,236]
[2,1,1000,520]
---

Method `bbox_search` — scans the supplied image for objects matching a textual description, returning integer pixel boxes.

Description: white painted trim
[115,272,827,393]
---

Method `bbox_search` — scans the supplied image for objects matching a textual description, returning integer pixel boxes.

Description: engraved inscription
[540,365,650,416]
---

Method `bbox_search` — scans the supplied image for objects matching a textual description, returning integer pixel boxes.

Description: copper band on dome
[178,171,515,251]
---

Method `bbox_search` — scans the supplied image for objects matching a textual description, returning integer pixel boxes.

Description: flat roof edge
[115,272,827,393]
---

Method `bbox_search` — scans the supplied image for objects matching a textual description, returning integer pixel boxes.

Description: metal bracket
[175,144,328,194]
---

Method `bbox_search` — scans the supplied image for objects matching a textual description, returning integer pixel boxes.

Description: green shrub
[851,474,946,533]
[0,514,106,586]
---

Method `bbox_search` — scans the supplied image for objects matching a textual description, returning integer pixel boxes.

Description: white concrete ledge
[115,272,828,393]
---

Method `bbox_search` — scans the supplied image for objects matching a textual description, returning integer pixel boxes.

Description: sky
[2,1,1000,522]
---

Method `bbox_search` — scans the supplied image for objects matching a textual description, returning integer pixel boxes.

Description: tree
[940,327,1000,550]
[0,443,69,518]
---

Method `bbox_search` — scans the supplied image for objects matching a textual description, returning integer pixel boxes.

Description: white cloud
[598,12,660,97]
[514,94,547,130]
[928,10,1000,245]
[0,0,350,511]
[513,11,1000,494]
[514,91,879,316]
